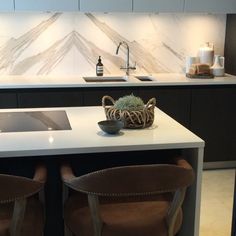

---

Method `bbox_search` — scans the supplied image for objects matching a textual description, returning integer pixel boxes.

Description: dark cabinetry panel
[225,14,236,75]
[83,87,139,106]
[190,86,236,162]
[18,89,83,108]
[1,85,235,164]
[83,86,191,128]
[139,87,191,128]
[225,87,236,161]
[0,92,18,108]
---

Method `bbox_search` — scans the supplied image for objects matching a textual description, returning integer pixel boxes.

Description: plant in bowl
[113,94,145,111]
[102,94,156,129]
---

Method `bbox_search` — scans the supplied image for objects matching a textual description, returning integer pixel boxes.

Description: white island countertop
[0,106,204,236]
[0,73,235,89]
[0,106,204,158]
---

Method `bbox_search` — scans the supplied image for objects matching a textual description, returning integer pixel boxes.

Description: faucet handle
[128,61,136,71]
[120,62,136,70]
[130,61,136,70]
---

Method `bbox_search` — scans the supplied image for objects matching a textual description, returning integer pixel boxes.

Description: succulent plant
[114,94,145,111]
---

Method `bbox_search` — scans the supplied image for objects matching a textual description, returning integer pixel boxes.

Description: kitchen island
[0,73,234,167]
[0,106,204,236]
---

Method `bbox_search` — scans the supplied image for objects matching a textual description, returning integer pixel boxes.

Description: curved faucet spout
[116,42,122,55]
[115,41,135,76]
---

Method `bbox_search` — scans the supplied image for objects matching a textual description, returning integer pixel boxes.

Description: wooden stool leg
[64,224,73,236]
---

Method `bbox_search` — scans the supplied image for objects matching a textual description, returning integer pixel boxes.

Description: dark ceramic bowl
[98,120,124,134]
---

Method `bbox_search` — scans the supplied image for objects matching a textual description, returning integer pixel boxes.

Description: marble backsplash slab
[0,13,226,76]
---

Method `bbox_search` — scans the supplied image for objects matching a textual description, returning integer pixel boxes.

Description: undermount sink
[83,76,127,83]
[135,76,155,82]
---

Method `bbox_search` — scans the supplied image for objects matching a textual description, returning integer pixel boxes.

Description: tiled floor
[200,169,235,236]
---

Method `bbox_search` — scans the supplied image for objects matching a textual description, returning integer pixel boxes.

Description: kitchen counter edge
[0,73,236,89]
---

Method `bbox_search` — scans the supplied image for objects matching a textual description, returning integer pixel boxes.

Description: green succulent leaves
[114,94,145,111]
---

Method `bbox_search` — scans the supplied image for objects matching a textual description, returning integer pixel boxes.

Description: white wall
[0,13,226,76]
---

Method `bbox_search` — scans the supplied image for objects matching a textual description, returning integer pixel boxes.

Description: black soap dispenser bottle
[96,56,103,76]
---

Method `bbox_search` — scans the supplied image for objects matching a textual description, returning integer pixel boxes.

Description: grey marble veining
[11,30,124,75]
[86,13,168,73]
[0,13,61,75]
[0,13,226,76]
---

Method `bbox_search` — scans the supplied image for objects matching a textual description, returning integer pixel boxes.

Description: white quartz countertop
[0,73,235,89]
[0,106,204,158]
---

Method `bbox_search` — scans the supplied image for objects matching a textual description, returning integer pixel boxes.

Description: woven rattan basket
[102,95,156,129]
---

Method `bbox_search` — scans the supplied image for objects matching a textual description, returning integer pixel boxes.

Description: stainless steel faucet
[116,41,136,76]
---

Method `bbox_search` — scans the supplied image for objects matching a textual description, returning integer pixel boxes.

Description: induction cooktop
[0,110,72,133]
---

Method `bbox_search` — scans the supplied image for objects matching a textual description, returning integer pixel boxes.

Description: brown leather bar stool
[61,158,194,236]
[0,164,47,236]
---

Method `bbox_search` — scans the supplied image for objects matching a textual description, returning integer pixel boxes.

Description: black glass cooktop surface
[0,110,72,133]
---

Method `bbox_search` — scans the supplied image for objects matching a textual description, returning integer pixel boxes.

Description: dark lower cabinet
[1,85,235,165]
[190,86,236,162]
[139,87,191,128]
[17,89,83,108]
[83,87,139,106]
[84,87,191,128]
[0,92,18,108]
[223,87,236,162]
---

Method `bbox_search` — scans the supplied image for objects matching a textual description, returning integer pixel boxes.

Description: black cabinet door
[83,87,139,106]
[139,87,191,128]
[0,92,18,108]
[225,14,236,75]
[190,86,236,162]
[18,89,83,108]
[225,87,236,161]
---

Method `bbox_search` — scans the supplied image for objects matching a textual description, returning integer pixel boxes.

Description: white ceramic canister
[185,56,200,74]
[199,42,214,66]
[211,55,225,77]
